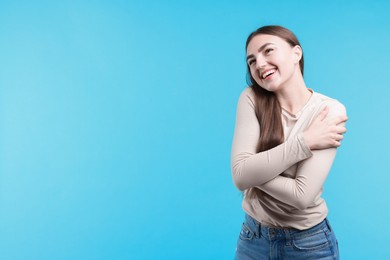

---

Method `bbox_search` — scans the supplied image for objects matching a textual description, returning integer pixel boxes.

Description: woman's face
[246,34,302,92]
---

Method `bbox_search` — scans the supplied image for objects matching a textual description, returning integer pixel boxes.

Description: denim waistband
[244,214,333,240]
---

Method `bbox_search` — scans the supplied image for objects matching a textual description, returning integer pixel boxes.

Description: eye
[248,59,255,66]
[265,48,274,54]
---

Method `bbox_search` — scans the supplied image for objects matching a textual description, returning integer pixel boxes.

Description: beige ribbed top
[231,87,346,230]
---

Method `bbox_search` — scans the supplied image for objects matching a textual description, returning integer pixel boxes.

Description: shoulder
[312,91,347,117]
[237,87,256,109]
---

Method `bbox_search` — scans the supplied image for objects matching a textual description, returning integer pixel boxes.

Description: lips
[261,68,277,79]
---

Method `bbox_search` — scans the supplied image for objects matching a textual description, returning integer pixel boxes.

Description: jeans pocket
[292,230,330,251]
[239,222,255,241]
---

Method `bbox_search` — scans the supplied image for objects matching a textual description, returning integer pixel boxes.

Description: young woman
[231,25,348,259]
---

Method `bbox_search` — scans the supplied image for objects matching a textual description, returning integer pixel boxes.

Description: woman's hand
[303,106,348,150]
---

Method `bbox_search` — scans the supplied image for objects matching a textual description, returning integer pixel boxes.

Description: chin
[260,84,280,93]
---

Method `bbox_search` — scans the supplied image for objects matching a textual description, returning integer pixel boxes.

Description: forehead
[246,34,290,54]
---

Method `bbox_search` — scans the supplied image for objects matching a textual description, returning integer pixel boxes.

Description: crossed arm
[231,88,347,210]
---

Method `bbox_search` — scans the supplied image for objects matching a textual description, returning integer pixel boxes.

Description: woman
[231,25,348,259]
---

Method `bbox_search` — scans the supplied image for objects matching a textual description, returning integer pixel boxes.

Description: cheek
[274,58,291,74]
[251,74,262,85]
[250,67,259,79]
[276,53,294,70]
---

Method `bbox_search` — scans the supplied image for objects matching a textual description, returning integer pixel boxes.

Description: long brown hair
[245,25,304,152]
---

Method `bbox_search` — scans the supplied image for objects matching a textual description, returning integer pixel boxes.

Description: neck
[274,72,312,115]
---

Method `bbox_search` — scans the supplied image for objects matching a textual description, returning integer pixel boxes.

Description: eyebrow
[246,43,275,62]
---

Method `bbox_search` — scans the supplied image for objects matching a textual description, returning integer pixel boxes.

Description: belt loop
[284,228,291,245]
[257,222,262,238]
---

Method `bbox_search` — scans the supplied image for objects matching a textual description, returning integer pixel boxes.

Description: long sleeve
[230,88,313,191]
[258,101,347,210]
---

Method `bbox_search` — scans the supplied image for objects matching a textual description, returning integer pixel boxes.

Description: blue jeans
[235,214,339,260]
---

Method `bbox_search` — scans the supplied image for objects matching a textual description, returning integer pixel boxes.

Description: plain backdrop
[1,0,389,259]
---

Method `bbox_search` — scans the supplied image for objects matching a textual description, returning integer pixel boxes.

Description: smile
[261,69,277,79]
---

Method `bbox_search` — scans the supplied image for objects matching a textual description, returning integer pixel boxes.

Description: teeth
[262,69,276,79]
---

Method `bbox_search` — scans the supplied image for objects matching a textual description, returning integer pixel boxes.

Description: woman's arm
[258,102,347,210]
[258,148,337,210]
[231,88,313,191]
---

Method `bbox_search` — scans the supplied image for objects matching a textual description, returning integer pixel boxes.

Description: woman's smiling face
[246,34,302,92]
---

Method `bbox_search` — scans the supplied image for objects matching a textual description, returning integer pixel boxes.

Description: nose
[255,54,267,69]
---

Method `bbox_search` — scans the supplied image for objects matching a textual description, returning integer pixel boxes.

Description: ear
[292,45,302,64]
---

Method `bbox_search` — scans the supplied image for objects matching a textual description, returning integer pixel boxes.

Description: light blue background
[1,0,389,259]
